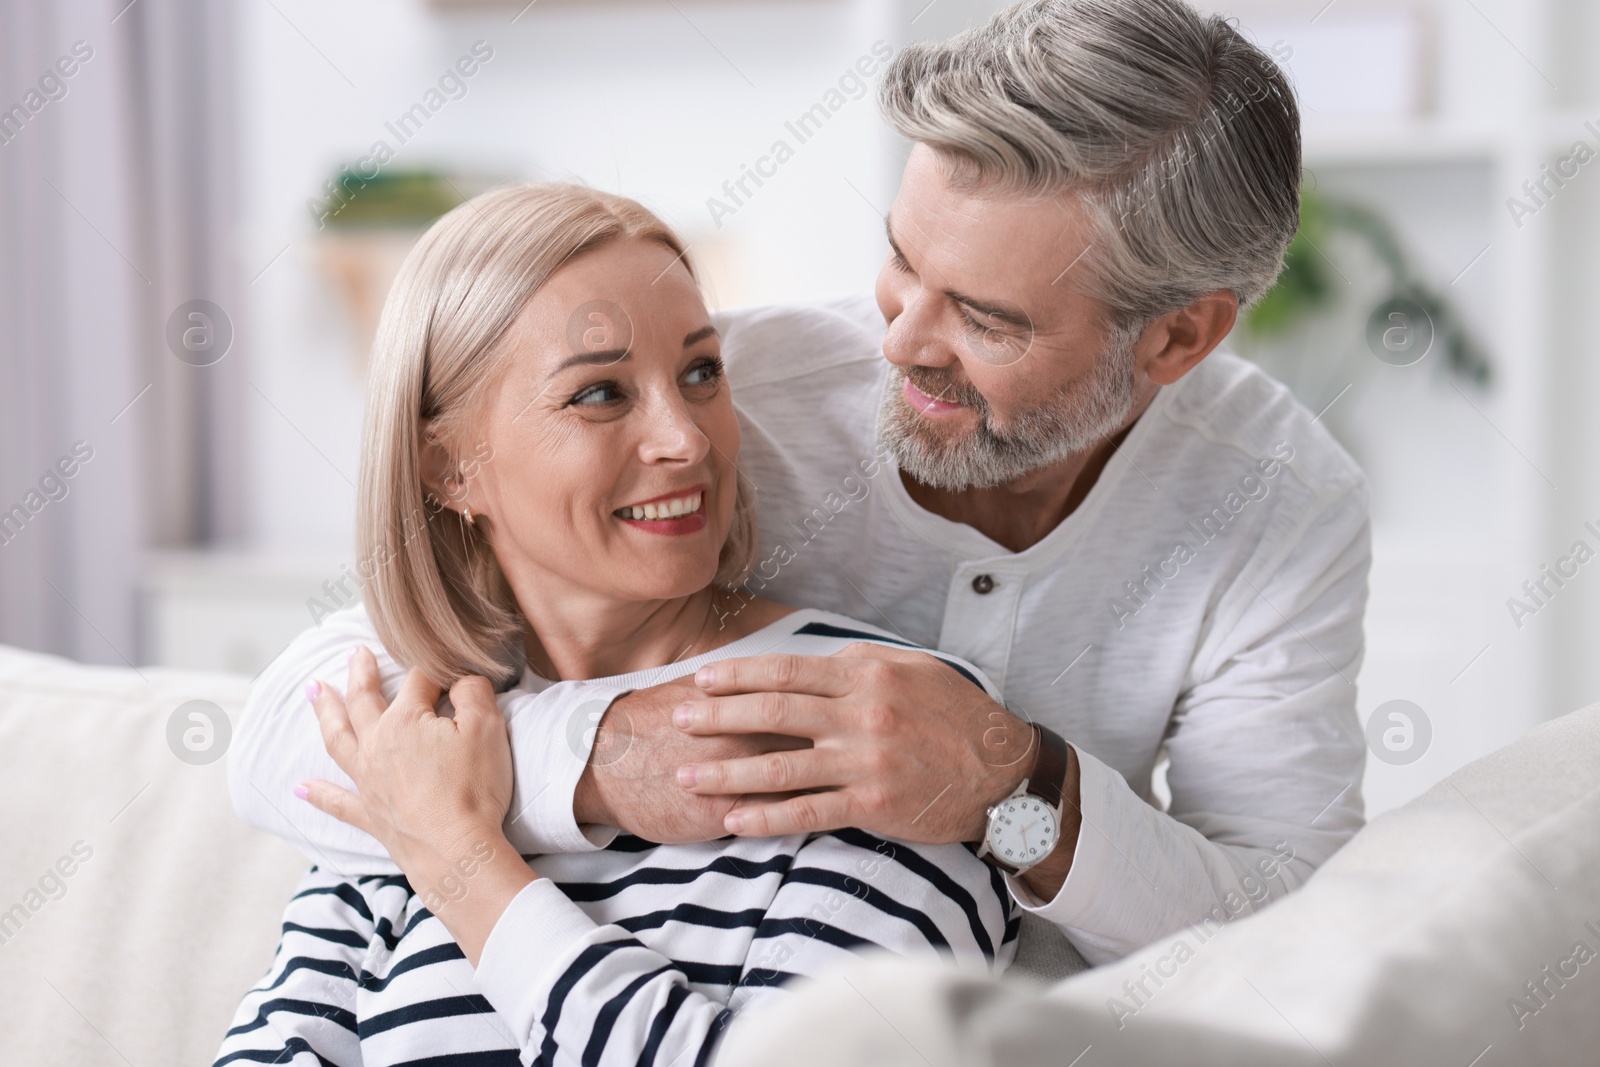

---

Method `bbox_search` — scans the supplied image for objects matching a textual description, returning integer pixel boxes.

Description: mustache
[900,365,988,411]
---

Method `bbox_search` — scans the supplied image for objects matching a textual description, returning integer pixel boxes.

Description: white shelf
[1303,120,1504,168]
[139,550,357,675]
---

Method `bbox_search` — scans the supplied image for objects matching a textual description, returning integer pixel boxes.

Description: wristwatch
[978,722,1071,875]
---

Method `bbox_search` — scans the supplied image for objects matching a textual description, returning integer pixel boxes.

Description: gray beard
[876,329,1140,491]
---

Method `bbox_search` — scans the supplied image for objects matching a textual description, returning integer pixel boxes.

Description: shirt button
[971,574,996,594]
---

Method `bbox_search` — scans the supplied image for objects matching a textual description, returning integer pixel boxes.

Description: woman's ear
[1140,290,1239,386]
[418,420,465,513]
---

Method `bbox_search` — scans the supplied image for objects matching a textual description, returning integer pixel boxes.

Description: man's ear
[1140,290,1239,386]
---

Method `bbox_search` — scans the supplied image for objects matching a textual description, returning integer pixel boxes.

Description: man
[235,0,1367,966]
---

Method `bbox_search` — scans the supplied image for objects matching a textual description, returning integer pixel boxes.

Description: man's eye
[959,307,997,336]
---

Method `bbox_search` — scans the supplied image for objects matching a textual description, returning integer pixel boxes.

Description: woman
[213,183,1014,1067]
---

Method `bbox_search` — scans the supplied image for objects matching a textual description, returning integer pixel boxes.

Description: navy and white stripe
[216,610,1016,1066]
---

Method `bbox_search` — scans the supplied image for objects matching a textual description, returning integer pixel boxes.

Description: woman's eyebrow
[547,325,717,379]
[551,349,630,376]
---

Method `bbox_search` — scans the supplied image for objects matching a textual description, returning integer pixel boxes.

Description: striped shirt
[216,610,1017,1066]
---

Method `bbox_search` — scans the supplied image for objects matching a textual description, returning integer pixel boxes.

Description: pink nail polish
[293,784,309,801]
[306,680,320,703]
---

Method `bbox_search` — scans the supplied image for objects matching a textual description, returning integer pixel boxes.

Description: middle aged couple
[214,0,1369,1064]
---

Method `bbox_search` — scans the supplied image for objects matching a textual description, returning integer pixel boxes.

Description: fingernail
[306,680,320,704]
[695,666,714,687]
[347,647,360,664]
[677,765,697,788]
[293,783,309,801]
[673,703,694,728]
[725,813,744,833]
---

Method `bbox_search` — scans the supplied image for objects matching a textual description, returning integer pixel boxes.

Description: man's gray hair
[879,0,1301,328]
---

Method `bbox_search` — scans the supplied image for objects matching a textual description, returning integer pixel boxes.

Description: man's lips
[903,376,967,417]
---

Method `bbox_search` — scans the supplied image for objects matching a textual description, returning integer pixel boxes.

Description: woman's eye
[570,381,623,407]
[683,357,724,387]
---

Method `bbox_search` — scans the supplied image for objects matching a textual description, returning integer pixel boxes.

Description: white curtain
[0,0,242,663]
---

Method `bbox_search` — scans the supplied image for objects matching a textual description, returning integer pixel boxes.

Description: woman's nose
[637,393,711,465]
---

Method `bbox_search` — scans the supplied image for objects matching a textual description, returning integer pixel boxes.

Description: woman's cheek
[710,412,742,518]
[704,395,741,464]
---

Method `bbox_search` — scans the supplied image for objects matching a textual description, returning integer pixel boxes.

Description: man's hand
[573,674,810,844]
[672,643,1041,845]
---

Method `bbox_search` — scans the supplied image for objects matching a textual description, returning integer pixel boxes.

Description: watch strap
[1028,722,1070,812]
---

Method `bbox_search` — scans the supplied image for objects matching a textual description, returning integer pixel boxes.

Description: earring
[462,507,475,526]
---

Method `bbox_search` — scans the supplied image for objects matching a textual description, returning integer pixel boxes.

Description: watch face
[987,795,1059,867]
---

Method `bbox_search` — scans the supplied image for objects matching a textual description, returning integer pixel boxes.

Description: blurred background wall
[2,0,1597,818]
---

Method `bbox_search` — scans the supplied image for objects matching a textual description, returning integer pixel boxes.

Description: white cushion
[721,702,1600,1065]
[0,645,307,1066]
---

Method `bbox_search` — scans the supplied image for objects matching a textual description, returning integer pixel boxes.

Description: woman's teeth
[619,491,702,521]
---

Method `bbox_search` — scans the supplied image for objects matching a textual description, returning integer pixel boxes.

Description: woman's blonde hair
[357,182,758,686]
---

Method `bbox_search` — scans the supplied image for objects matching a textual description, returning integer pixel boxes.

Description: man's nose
[881,289,960,372]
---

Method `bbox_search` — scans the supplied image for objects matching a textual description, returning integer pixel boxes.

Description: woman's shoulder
[749,608,998,698]
[758,606,898,644]
[526,606,999,700]
[714,605,913,657]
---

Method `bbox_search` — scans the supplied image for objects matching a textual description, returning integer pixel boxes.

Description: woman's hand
[300,647,537,965]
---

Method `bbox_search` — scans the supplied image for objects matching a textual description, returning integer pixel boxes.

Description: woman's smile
[612,485,707,534]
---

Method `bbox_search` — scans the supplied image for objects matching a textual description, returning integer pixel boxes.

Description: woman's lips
[618,509,708,535]
[903,376,966,417]
[614,489,707,536]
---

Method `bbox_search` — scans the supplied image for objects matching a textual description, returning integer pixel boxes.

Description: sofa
[2,640,1593,1065]
[0,641,1075,1066]
[0,645,307,1066]
[721,700,1600,1065]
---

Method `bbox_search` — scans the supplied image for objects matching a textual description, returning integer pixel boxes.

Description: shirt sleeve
[211,866,374,1067]
[501,679,631,855]
[1012,477,1371,965]
[228,606,623,874]
[473,832,1015,1067]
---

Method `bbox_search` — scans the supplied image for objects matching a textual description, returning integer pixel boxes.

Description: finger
[693,653,854,698]
[724,789,855,837]
[835,642,981,697]
[309,679,359,769]
[673,692,836,737]
[394,666,445,722]
[297,779,375,835]
[834,641,970,686]
[830,640,928,665]
[678,746,844,796]
[344,646,387,735]
[448,674,503,735]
